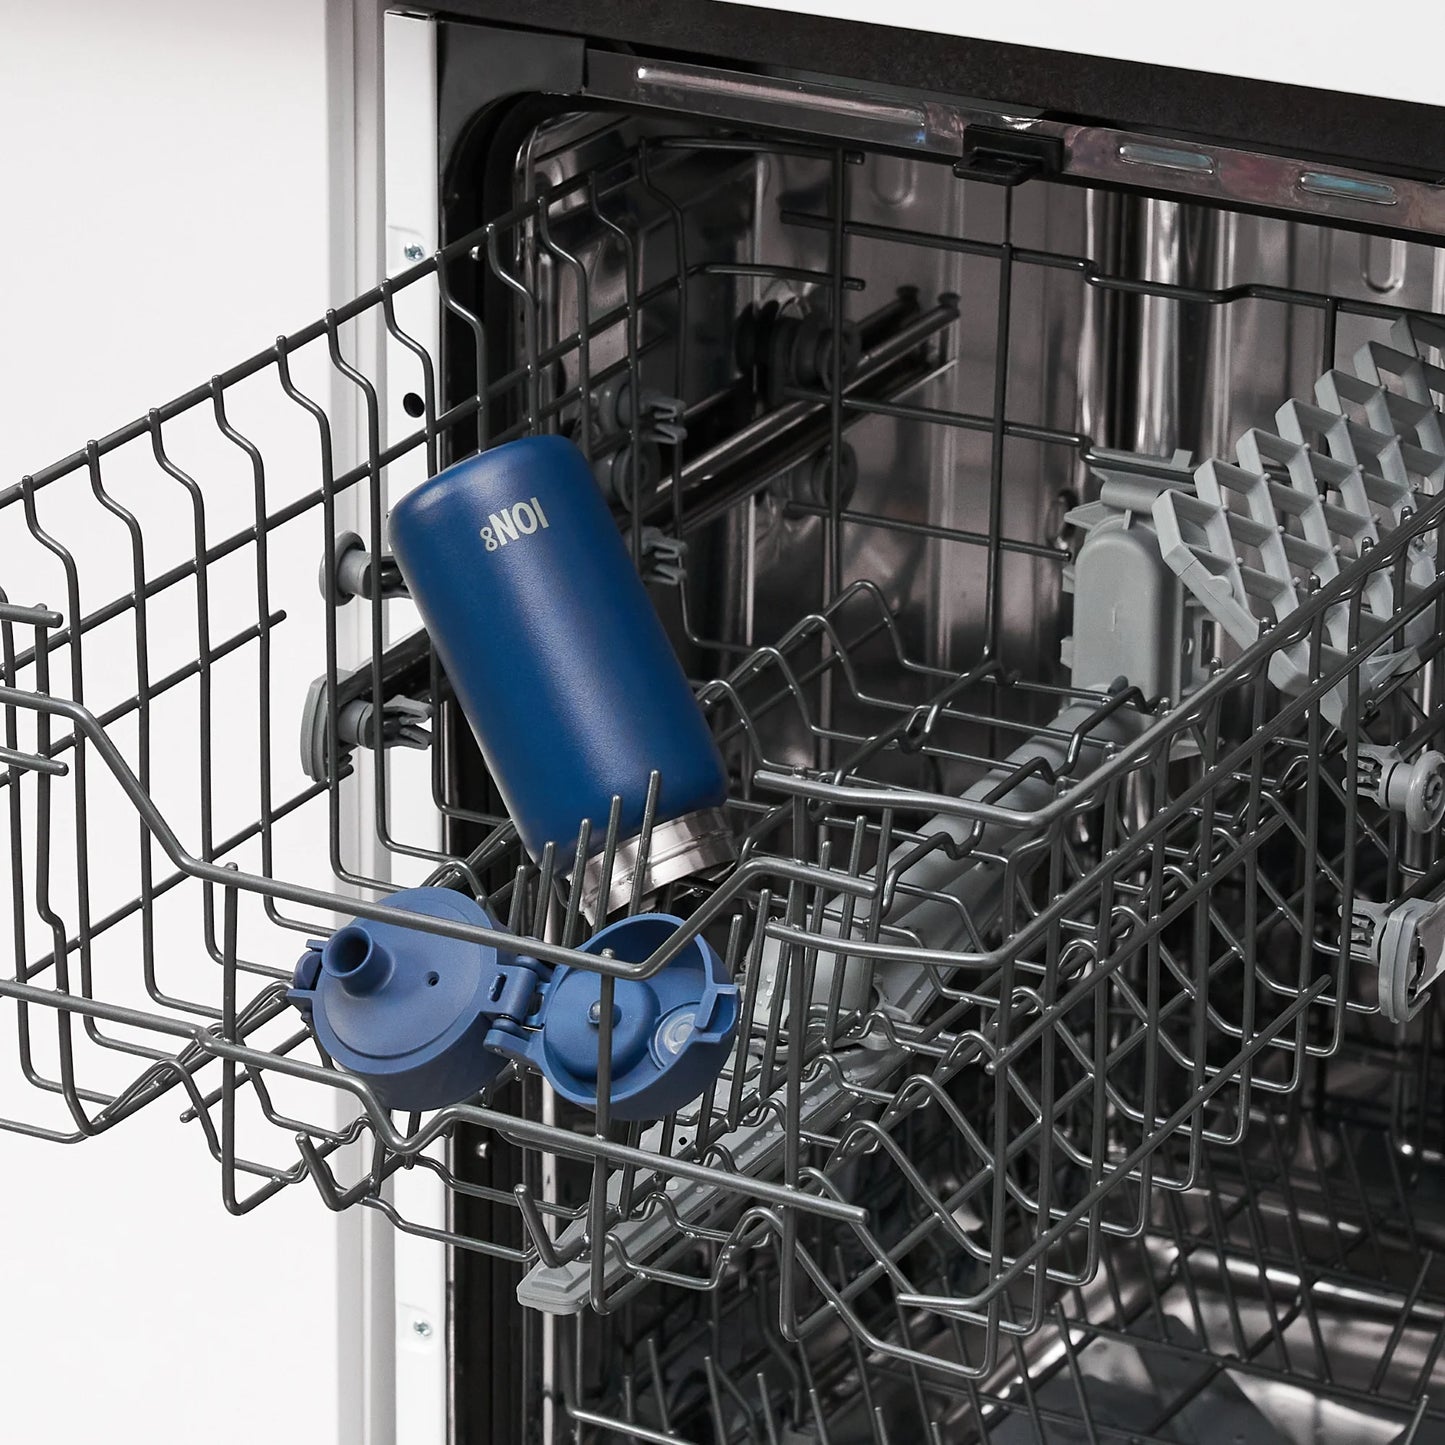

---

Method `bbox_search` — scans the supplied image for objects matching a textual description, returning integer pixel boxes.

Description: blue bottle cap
[530,914,739,1121]
[288,886,529,1113]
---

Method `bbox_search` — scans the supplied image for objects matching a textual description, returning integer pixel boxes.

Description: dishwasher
[4,6,1445,1443]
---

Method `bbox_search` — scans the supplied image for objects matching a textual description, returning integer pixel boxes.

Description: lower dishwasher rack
[3,118,1445,1414]
[572,1101,1445,1444]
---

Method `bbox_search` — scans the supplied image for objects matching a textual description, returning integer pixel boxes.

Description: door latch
[955,125,1065,186]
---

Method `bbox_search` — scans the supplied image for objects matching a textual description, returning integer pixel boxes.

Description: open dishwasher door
[4,8,1445,1444]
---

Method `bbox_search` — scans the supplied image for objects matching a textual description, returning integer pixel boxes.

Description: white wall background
[723,0,1444,109]
[0,3,351,1441]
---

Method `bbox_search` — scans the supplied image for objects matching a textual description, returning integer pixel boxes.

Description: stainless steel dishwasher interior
[520,109,1445,740]
[489,109,1445,1441]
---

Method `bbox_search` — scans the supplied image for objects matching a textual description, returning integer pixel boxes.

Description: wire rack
[3,116,1445,1386]
[567,1107,1445,1443]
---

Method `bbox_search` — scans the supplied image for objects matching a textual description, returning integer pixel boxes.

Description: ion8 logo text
[480,496,551,551]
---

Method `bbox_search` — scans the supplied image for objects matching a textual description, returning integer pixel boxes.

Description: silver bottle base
[575,806,736,921]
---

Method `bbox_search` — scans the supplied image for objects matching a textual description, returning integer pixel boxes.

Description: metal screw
[412,1319,433,1339]
[403,242,425,262]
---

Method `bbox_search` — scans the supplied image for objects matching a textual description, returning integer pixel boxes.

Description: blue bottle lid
[289,891,738,1123]
[288,886,530,1113]
[528,914,739,1122]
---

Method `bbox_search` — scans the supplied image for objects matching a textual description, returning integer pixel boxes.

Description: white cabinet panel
[0,3,347,1442]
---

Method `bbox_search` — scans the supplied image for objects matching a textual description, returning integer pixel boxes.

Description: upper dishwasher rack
[2,122,1444,1383]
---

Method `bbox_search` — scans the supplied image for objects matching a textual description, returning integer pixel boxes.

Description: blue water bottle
[388,436,734,916]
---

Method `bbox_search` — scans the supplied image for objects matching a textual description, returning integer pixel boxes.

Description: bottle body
[389,436,731,910]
